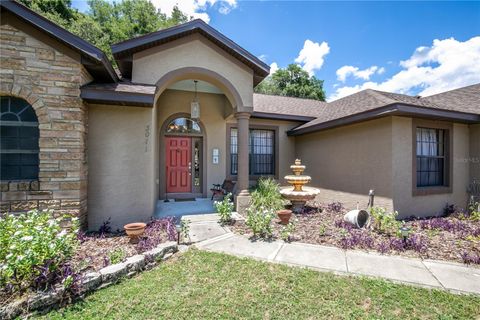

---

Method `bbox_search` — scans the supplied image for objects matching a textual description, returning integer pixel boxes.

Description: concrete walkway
[187,217,480,295]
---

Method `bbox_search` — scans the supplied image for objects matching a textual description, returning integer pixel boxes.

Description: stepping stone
[275,243,347,273]
[200,234,282,261]
[188,221,228,243]
[423,260,480,294]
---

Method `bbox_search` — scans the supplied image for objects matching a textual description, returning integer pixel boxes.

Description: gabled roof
[289,86,480,136]
[111,19,270,84]
[0,0,117,82]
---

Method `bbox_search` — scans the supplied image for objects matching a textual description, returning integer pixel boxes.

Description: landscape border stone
[0,242,178,320]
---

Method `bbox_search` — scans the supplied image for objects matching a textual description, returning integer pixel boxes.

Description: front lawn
[36,250,480,319]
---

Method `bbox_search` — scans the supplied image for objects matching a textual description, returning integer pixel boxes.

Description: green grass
[37,250,480,319]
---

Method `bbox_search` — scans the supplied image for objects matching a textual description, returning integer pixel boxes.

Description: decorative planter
[124,222,147,243]
[277,209,293,225]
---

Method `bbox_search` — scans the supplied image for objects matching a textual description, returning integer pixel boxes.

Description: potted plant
[124,222,147,243]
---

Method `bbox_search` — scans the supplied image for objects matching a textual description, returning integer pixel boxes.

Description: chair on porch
[211,180,236,200]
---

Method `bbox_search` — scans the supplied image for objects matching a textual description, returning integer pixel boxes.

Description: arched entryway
[159,113,207,199]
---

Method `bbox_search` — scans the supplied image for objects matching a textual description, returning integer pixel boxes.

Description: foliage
[246,178,284,238]
[136,217,176,252]
[108,248,126,265]
[255,64,326,101]
[98,217,112,235]
[245,207,276,238]
[19,0,191,65]
[250,177,284,212]
[214,193,234,224]
[36,250,480,319]
[369,206,401,235]
[418,217,479,237]
[180,219,191,243]
[443,203,459,216]
[468,202,480,221]
[0,210,79,293]
[461,251,480,264]
[280,219,297,242]
[326,201,344,213]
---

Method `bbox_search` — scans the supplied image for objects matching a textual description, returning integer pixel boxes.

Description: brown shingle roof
[291,85,480,134]
[421,83,480,115]
[252,94,327,119]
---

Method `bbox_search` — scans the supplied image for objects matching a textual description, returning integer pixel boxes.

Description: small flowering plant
[0,209,79,293]
[214,193,234,224]
[245,206,276,238]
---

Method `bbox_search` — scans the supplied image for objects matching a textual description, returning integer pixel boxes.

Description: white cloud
[258,54,268,62]
[330,36,480,101]
[269,62,279,74]
[336,65,383,82]
[294,40,330,76]
[150,0,237,23]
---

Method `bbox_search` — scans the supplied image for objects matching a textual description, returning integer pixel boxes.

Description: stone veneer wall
[0,24,92,226]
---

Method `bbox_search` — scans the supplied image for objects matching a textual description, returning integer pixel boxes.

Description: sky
[71,1,480,101]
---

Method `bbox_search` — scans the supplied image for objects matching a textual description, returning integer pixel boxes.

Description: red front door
[166,137,191,193]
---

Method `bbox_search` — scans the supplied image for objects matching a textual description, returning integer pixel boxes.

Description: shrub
[108,248,126,265]
[0,210,79,293]
[250,178,284,211]
[369,206,401,235]
[215,193,234,224]
[245,207,276,238]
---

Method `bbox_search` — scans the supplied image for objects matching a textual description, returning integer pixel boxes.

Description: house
[1,0,479,230]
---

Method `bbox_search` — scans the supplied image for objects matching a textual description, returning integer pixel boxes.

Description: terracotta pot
[277,209,293,225]
[124,222,147,243]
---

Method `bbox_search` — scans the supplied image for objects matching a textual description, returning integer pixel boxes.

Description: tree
[255,64,326,101]
[18,0,191,65]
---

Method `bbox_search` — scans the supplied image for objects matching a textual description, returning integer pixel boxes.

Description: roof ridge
[422,83,480,98]
[254,93,328,103]
[367,89,403,104]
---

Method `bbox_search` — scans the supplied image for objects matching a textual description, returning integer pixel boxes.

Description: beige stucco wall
[470,124,480,181]
[87,104,155,230]
[392,117,470,218]
[132,34,254,109]
[295,118,394,211]
[156,89,230,198]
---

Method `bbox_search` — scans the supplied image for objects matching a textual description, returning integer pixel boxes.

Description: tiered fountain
[280,159,320,214]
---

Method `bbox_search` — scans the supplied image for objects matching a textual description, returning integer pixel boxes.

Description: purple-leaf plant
[136,217,177,253]
[327,202,344,213]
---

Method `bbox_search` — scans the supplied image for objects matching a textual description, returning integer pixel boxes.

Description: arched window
[165,117,201,134]
[0,96,39,180]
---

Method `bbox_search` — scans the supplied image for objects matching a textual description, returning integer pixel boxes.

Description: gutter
[288,103,480,136]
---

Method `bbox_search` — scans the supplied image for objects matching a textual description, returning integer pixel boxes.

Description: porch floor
[154,198,216,221]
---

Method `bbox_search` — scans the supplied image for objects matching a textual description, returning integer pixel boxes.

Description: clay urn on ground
[277,209,293,225]
[124,222,147,243]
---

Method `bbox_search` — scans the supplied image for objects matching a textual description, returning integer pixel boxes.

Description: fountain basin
[280,186,320,213]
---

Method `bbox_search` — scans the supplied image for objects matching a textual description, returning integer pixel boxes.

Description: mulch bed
[231,201,480,265]
[72,218,175,272]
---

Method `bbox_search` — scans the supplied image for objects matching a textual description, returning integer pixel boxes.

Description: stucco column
[235,112,251,195]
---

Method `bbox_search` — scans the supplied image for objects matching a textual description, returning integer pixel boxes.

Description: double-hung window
[230,128,275,176]
[415,127,448,188]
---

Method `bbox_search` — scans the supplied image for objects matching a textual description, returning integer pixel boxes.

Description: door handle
[188,162,192,175]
